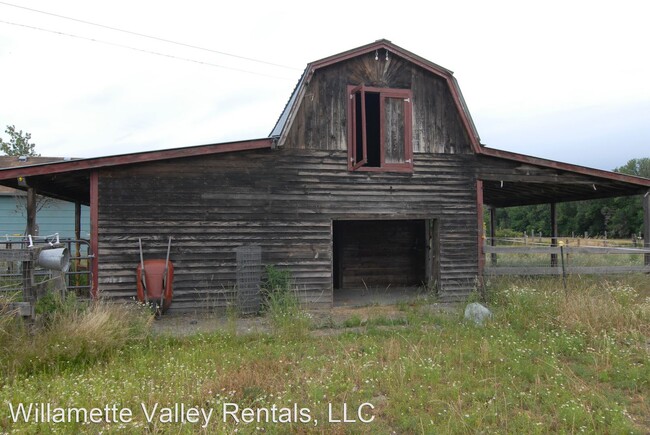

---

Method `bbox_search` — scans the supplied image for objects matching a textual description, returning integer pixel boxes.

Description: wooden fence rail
[484,244,650,276]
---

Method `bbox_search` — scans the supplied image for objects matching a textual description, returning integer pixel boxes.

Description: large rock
[464,302,492,325]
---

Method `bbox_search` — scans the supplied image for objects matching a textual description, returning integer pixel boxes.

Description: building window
[348,85,413,172]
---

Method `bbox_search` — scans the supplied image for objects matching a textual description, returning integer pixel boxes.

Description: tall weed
[557,282,649,337]
[488,276,650,339]
[261,265,310,337]
[0,298,153,378]
[0,294,22,353]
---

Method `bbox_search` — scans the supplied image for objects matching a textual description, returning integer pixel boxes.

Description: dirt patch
[151,303,458,337]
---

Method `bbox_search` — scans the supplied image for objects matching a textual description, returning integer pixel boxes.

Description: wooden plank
[567,266,650,274]
[0,250,32,261]
[565,246,650,255]
[483,245,650,255]
[484,267,562,276]
[485,265,650,275]
[8,302,33,317]
[483,245,560,254]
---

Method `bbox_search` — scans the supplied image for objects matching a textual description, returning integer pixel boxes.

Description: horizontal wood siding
[97,149,479,311]
[283,54,472,154]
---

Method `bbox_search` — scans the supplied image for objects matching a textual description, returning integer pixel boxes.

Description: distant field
[1,274,649,434]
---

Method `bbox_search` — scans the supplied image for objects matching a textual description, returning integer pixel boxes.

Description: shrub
[261,265,292,299]
[261,265,310,336]
[495,228,523,239]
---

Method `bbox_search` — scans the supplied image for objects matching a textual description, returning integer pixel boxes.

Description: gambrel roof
[0,40,647,206]
[270,39,481,152]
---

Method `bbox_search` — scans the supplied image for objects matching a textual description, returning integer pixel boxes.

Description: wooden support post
[425,219,440,291]
[26,187,36,236]
[476,180,485,297]
[21,253,34,305]
[75,202,81,288]
[550,203,558,267]
[643,190,650,266]
[22,187,37,305]
[489,207,497,267]
[90,171,99,299]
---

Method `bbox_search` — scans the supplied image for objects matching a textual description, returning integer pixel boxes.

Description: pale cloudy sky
[0,0,648,171]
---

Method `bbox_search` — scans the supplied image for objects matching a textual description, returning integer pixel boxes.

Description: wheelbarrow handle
[161,236,172,306]
[138,237,148,303]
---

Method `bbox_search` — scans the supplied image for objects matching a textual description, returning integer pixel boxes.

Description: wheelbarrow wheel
[153,301,162,320]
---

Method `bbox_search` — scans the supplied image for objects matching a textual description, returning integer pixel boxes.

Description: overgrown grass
[0,275,648,433]
[0,294,153,379]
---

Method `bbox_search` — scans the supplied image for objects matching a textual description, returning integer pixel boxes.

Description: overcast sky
[1,0,648,171]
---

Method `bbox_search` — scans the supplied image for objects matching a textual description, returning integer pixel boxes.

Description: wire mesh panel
[235,245,262,315]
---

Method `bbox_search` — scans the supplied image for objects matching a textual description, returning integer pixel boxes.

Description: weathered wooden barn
[1,40,649,311]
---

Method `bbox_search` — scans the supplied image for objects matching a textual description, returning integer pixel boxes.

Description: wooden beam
[483,245,650,255]
[480,147,650,187]
[23,187,36,305]
[483,245,560,255]
[0,139,272,180]
[484,266,562,276]
[476,180,485,280]
[75,201,82,288]
[485,265,650,276]
[25,187,36,236]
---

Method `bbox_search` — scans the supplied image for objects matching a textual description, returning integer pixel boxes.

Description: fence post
[556,242,568,297]
[490,207,497,266]
[643,190,650,266]
[550,203,558,267]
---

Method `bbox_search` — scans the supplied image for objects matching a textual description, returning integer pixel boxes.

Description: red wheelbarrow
[136,237,173,317]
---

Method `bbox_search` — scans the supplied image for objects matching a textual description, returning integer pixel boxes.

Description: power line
[0,20,295,81]
[0,1,300,71]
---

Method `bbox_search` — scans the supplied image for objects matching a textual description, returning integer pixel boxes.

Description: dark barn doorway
[333,219,437,304]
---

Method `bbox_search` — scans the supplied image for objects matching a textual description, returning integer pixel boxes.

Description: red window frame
[347,85,413,172]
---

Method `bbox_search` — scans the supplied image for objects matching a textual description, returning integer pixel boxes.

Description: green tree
[613,157,650,178]
[0,125,39,156]
[605,157,650,237]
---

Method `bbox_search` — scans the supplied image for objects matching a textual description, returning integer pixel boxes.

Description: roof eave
[479,146,650,187]
[0,138,273,181]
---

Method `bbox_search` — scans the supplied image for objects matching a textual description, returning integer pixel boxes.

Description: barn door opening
[332,219,436,304]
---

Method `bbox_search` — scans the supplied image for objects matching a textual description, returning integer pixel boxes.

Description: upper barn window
[347,85,413,172]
